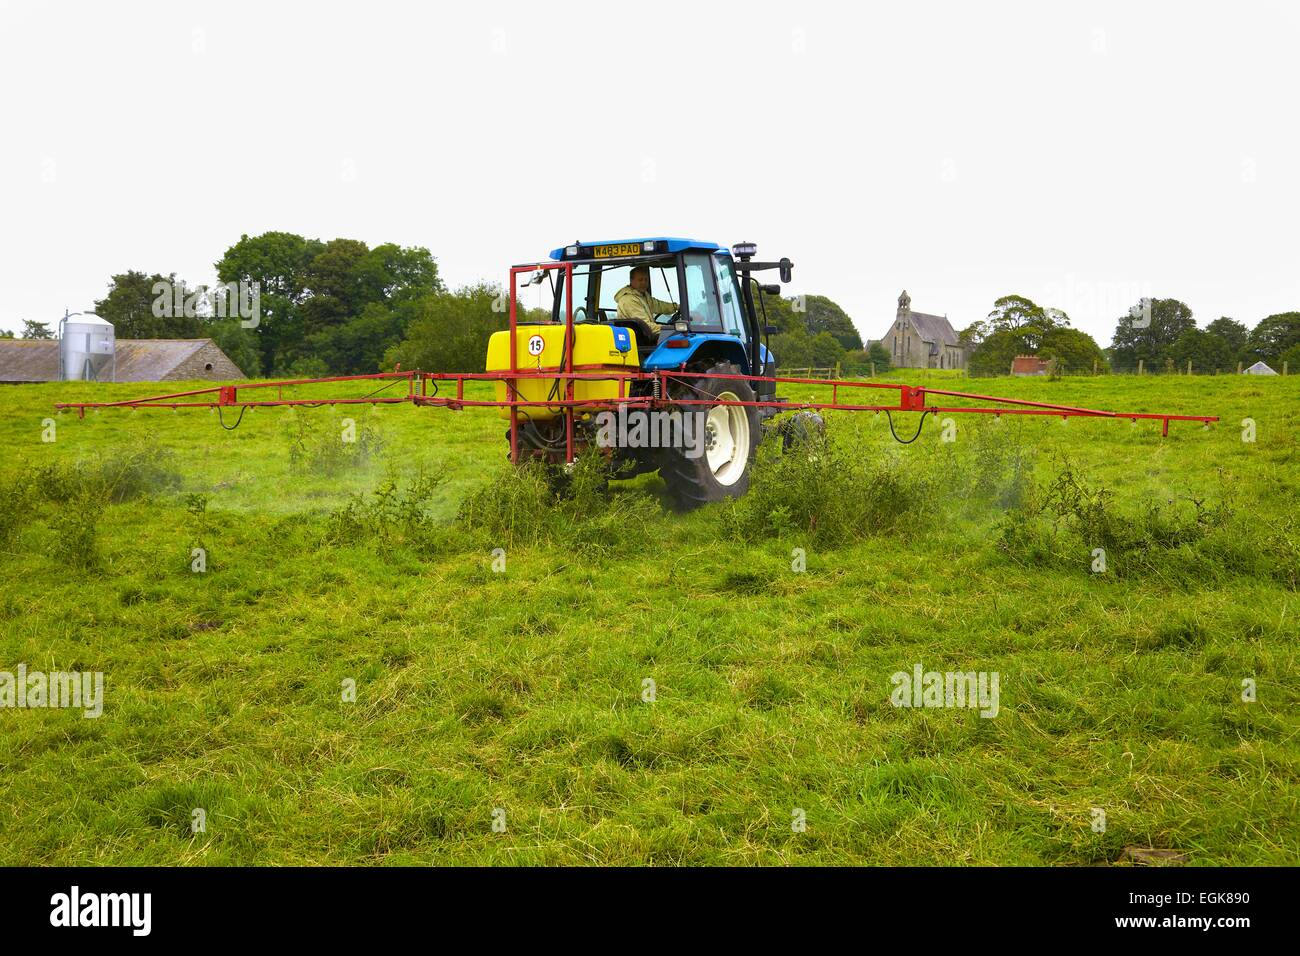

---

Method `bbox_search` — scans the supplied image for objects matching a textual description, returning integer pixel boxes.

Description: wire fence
[832,360,1291,380]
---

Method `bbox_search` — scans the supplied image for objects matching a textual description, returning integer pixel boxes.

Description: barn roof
[0,338,234,383]
[0,340,59,382]
[116,339,211,380]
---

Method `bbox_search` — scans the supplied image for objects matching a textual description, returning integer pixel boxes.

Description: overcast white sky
[1,0,1297,346]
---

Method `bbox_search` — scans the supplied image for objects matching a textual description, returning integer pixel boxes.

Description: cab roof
[548,237,723,260]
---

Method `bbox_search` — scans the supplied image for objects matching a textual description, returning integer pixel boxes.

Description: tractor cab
[530,237,792,384]
[486,237,795,506]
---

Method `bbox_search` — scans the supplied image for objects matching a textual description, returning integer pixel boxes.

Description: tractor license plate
[593,243,641,258]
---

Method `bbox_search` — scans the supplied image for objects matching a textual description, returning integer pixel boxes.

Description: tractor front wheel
[657,362,760,510]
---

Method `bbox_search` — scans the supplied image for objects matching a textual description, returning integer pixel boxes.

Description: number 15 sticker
[527,334,545,357]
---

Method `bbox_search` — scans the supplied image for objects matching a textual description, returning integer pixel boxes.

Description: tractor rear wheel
[657,362,760,510]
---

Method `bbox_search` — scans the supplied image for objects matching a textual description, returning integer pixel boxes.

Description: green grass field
[1,370,1296,865]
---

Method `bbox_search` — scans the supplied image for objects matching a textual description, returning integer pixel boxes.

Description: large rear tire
[657,362,760,510]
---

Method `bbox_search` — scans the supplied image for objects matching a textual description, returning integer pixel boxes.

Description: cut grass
[0,371,1296,865]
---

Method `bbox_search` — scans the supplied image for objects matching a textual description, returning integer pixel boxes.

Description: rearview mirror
[764,325,779,335]
[779,258,793,283]
[761,284,780,295]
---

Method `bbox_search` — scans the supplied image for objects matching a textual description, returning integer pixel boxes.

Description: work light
[732,241,757,258]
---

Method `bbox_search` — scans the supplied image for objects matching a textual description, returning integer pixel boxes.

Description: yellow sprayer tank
[485,324,639,420]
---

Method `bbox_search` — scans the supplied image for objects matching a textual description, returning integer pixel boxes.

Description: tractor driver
[614,265,679,340]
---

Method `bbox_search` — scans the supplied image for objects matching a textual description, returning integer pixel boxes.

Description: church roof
[906,311,961,348]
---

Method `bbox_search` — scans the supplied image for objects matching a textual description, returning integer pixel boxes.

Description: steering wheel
[573,306,589,323]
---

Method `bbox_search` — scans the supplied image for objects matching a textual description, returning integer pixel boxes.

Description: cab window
[713,254,746,338]
[594,260,678,320]
[682,252,722,332]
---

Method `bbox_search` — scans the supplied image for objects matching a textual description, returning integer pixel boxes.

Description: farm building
[1011,355,1055,376]
[1243,361,1277,375]
[0,338,245,384]
[880,290,967,369]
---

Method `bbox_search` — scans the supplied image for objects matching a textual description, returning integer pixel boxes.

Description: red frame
[55,366,1218,442]
[506,261,576,464]
[54,261,1218,445]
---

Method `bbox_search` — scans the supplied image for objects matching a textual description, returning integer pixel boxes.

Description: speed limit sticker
[527,334,545,357]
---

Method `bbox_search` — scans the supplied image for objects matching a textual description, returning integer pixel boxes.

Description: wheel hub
[705,390,750,486]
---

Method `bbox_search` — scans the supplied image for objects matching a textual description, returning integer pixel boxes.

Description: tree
[984,295,1068,352]
[1168,327,1234,373]
[384,284,510,373]
[205,318,262,377]
[354,243,443,305]
[986,295,1040,331]
[1277,342,1300,372]
[969,295,1071,375]
[1245,312,1300,363]
[809,331,846,367]
[1038,326,1107,373]
[755,290,800,333]
[21,320,54,339]
[295,240,443,373]
[1205,317,1248,356]
[969,328,1026,376]
[303,301,405,375]
[216,232,444,374]
[1109,298,1196,371]
[93,271,204,338]
[958,320,989,350]
[216,232,323,372]
[769,329,813,367]
[754,291,861,350]
[299,238,373,340]
[802,296,863,350]
[747,290,861,368]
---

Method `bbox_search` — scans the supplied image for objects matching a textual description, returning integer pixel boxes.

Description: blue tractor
[491,238,796,509]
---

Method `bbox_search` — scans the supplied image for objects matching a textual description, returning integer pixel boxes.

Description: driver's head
[629,266,650,293]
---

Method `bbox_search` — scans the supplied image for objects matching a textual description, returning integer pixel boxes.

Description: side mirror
[761,283,780,295]
[779,258,793,283]
[764,325,779,335]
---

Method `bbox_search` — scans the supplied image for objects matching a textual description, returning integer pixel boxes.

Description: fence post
[1187,358,1192,375]
[1284,361,1289,376]
[1237,361,1243,374]
[1138,359,1144,375]
[871,362,875,377]
[1092,358,1098,376]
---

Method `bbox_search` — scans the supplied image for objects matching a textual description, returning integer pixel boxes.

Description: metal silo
[58,313,115,382]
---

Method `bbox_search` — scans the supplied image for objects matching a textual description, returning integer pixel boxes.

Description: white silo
[58,313,115,382]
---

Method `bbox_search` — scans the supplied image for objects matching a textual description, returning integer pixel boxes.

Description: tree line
[756,292,890,370]
[961,295,1300,375]
[50,232,871,377]
[18,232,1297,378]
